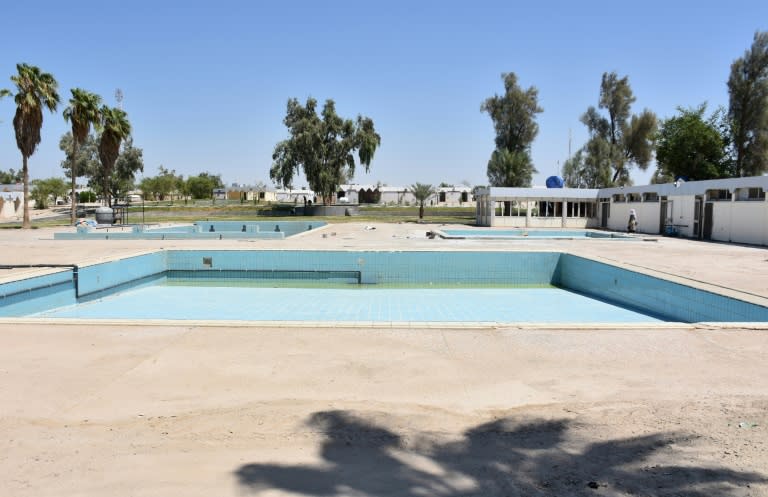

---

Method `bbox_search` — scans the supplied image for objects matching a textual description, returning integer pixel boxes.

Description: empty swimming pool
[54,220,324,240]
[2,250,767,324]
[438,229,632,239]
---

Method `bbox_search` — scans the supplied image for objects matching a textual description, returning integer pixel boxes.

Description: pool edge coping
[1,317,759,330]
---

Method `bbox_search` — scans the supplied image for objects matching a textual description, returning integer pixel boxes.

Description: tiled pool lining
[1,249,767,324]
[53,220,326,240]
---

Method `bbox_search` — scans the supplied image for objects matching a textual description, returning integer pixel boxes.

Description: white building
[274,188,316,204]
[476,175,768,246]
[336,184,474,207]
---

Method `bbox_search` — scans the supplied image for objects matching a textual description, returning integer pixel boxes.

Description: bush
[79,191,97,203]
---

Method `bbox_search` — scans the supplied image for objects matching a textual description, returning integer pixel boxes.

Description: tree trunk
[22,154,30,229]
[103,167,111,208]
[419,203,424,219]
[70,141,79,224]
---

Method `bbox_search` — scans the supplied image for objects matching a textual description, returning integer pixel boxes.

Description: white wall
[667,194,697,238]
[711,200,768,245]
[531,217,564,228]
[607,202,660,233]
[492,216,527,227]
[564,218,595,228]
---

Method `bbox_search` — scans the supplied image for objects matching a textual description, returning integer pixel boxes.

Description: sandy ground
[0,223,767,496]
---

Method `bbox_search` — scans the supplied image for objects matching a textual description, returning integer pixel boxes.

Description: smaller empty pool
[54,220,325,240]
[438,228,633,240]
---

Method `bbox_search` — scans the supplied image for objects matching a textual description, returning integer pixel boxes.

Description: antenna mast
[115,88,124,110]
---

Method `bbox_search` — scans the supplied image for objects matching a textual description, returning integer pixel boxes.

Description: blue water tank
[546,176,564,188]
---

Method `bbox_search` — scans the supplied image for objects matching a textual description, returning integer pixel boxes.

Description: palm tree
[63,89,102,223]
[410,182,435,220]
[10,63,59,228]
[98,105,131,207]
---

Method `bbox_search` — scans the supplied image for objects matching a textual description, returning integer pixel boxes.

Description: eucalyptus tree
[30,177,68,209]
[270,97,381,204]
[578,72,657,186]
[112,138,144,200]
[655,105,731,181]
[562,139,613,188]
[186,172,223,200]
[9,63,59,228]
[728,31,768,177]
[92,137,144,202]
[0,168,22,184]
[139,166,178,201]
[98,105,131,207]
[481,73,542,187]
[59,132,100,183]
[63,88,102,223]
[410,182,435,219]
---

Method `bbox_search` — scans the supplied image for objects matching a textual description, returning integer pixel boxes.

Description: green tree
[0,168,23,184]
[728,31,768,177]
[481,73,542,187]
[139,166,179,201]
[63,88,102,223]
[655,105,731,181]
[112,138,144,201]
[410,182,435,219]
[91,136,143,203]
[486,148,537,188]
[97,106,131,206]
[578,72,657,186]
[30,177,67,209]
[270,97,381,204]
[9,63,60,228]
[59,132,100,182]
[186,172,223,200]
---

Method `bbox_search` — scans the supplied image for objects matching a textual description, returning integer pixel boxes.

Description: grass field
[1,202,478,228]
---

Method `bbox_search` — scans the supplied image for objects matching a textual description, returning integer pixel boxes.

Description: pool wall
[0,270,74,316]
[54,221,325,240]
[166,250,560,286]
[1,249,767,322]
[554,254,768,322]
[77,252,167,300]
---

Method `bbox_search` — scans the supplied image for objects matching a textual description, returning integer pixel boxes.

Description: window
[439,192,446,202]
[735,187,765,201]
[643,192,659,202]
[627,193,641,202]
[566,201,596,217]
[461,191,469,203]
[612,194,626,202]
[537,201,562,217]
[706,189,732,201]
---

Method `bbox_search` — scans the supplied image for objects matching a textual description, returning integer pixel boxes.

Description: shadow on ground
[234,410,765,497]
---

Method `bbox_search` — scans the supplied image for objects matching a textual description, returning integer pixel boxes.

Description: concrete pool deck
[1,223,767,496]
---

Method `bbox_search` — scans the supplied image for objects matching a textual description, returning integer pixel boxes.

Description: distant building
[336,184,474,206]
[476,175,768,246]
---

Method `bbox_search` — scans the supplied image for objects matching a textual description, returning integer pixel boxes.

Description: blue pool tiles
[1,250,767,323]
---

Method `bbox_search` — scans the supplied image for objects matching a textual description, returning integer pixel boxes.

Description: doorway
[600,201,609,228]
[693,196,703,238]
[703,202,714,240]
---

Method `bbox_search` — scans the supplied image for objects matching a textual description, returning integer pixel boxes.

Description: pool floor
[35,283,665,323]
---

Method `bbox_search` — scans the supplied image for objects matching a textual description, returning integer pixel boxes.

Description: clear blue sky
[0,0,766,188]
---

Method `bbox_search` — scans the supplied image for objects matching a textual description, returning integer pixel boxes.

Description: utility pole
[115,88,124,110]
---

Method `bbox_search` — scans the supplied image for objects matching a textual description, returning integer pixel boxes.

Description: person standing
[627,209,638,233]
